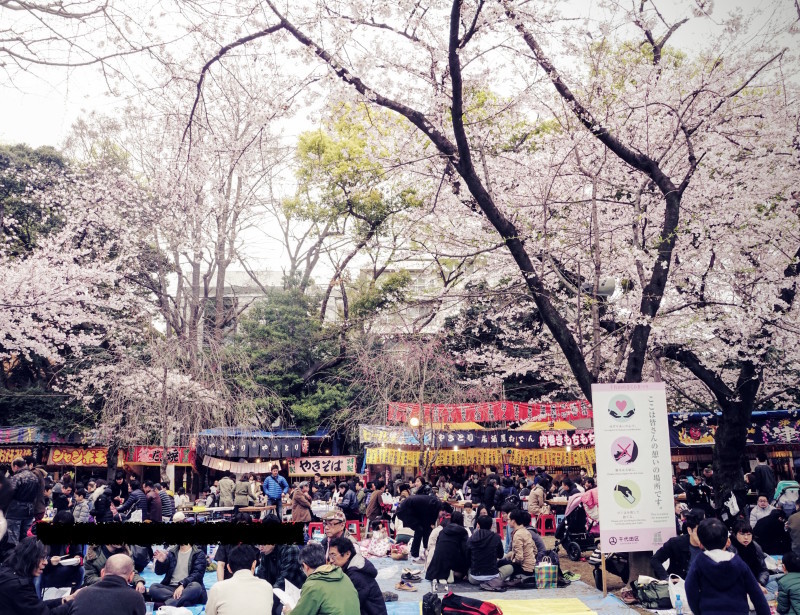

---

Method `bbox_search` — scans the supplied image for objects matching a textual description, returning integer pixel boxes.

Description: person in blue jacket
[262,465,289,519]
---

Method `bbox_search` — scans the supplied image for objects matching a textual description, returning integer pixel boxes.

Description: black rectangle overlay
[37,522,303,546]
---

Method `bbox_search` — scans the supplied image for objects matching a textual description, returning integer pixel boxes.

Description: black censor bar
[37,521,304,546]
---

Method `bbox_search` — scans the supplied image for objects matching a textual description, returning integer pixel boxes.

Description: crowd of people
[5,452,800,614]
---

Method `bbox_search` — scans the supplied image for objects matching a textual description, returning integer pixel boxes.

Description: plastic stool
[346,520,362,541]
[496,516,507,539]
[537,513,557,536]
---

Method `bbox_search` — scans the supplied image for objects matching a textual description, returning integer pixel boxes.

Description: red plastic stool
[496,516,507,539]
[346,520,362,541]
[536,513,557,536]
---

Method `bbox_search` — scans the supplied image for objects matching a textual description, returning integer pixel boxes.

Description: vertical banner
[592,383,676,553]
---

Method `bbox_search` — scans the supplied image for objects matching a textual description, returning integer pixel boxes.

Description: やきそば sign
[288,456,356,476]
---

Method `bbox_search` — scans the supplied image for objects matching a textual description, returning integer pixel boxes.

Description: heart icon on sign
[616,400,627,411]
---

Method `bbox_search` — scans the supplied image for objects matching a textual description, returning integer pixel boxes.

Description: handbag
[422,592,443,615]
[441,592,503,615]
[668,574,692,613]
[632,579,672,609]
[535,556,558,589]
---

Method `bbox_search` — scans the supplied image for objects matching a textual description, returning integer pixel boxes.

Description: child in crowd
[462,502,475,529]
[360,520,392,557]
[778,552,800,615]
[685,518,770,615]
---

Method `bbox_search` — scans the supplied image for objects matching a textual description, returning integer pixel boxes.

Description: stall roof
[517,420,576,431]
[198,427,330,438]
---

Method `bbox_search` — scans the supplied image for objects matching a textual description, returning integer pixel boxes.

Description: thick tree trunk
[106,441,119,481]
[712,401,751,508]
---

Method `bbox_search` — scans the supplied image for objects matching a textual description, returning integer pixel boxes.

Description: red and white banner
[387,399,592,424]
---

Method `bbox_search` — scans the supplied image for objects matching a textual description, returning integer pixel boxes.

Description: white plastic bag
[668,574,692,614]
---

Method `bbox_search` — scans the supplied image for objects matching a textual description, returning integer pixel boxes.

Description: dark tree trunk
[712,401,750,507]
[106,441,119,481]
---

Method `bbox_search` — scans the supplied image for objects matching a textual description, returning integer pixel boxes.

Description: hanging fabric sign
[287,456,357,476]
[387,399,592,424]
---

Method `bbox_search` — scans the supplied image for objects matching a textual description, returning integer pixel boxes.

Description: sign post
[592,382,676,591]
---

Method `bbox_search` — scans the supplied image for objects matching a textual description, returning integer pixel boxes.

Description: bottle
[675,593,683,615]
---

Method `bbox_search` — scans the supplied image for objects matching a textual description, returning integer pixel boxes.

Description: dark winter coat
[84,545,145,588]
[684,551,770,615]
[650,534,697,580]
[342,553,387,615]
[67,574,145,615]
[467,528,503,577]
[483,484,497,512]
[395,495,441,530]
[146,490,162,523]
[755,509,791,555]
[425,523,469,581]
[752,464,777,498]
[731,537,769,586]
[339,489,359,516]
[0,564,69,615]
[8,468,41,519]
[468,479,483,505]
[153,545,207,596]
[257,543,306,615]
[91,488,115,523]
[115,489,147,516]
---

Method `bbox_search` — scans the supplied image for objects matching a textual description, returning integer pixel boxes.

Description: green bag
[632,579,672,609]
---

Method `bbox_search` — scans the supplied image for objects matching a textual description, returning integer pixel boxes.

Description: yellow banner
[48,447,108,467]
[366,448,505,467]
[0,448,34,464]
[510,448,596,467]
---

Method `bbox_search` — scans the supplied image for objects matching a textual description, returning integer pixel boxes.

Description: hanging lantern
[301,438,309,454]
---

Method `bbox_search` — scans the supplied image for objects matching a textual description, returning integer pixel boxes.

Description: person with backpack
[466,515,504,586]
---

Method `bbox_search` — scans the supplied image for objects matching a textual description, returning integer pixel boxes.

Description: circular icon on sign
[613,480,641,509]
[611,436,639,465]
[608,394,635,421]
[609,537,617,545]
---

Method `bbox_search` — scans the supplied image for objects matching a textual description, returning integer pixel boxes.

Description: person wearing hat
[292,482,313,523]
[320,511,358,559]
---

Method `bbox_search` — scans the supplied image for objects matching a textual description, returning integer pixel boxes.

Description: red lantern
[301,438,309,454]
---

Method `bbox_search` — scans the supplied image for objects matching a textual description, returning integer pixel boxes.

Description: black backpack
[423,592,442,615]
[503,494,521,510]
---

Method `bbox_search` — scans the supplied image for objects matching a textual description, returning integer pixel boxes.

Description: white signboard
[592,382,676,553]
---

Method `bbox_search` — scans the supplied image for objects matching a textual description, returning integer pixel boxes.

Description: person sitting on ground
[778,551,800,615]
[290,542,359,615]
[84,545,146,593]
[360,520,392,558]
[292,482,313,523]
[498,509,536,580]
[38,510,85,596]
[650,508,706,580]
[66,554,145,615]
[466,514,504,586]
[320,510,359,558]
[685,517,770,615]
[730,519,769,586]
[423,511,450,571]
[149,543,208,607]
[206,545,272,615]
[751,494,775,527]
[328,536,387,615]
[755,507,791,555]
[0,537,74,615]
[257,515,305,615]
[215,512,253,581]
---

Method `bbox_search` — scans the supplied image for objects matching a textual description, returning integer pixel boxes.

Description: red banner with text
[387,400,592,424]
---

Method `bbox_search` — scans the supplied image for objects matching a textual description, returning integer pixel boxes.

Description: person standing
[143,481,162,523]
[233,475,252,512]
[752,454,778,500]
[218,473,236,508]
[365,480,385,523]
[262,466,289,519]
[110,472,129,506]
[115,480,148,522]
[66,554,145,615]
[292,482,313,523]
[395,494,444,563]
[6,458,41,547]
[206,545,272,615]
[156,483,175,522]
[71,489,91,523]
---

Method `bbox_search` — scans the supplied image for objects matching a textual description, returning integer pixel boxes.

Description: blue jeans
[148,581,206,606]
[269,498,283,519]
[766,573,784,601]
[6,517,33,546]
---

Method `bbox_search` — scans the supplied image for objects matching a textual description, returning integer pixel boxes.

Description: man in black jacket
[149,544,207,607]
[466,514,504,584]
[395,494,445,562]
[650,509,705,580]
[115,480,148,521]
[68,554,145,615]
[6,457,41,546]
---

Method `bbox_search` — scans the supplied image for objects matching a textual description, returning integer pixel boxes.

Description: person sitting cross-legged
[205,545,272,615]
[497,509,536,580]
[327,536,386,615]
[148,544,207,607]
[467,514,504,586]
[66,554,146,615]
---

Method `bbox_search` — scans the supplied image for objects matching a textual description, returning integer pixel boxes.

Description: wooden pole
[600,549,608,597]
